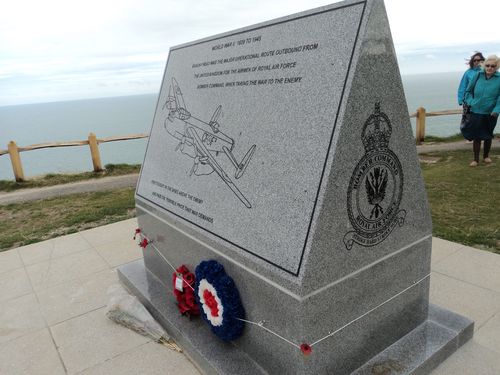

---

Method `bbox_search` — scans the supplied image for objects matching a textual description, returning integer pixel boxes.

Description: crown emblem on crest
[361,103,392,152]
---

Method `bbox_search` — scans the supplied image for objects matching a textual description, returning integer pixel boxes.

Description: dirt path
[1,140,499,205]
[417,139,500,153]
[0,174,138,205]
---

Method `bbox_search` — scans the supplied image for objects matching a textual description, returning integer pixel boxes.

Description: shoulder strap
[469,71,481,98]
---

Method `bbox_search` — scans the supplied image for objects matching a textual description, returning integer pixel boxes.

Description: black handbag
[460,103,471,130]
[460,105,475,140]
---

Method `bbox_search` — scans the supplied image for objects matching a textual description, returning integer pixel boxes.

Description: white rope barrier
[136,232,430,351]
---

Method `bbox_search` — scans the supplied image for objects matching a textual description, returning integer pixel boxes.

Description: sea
[0,71,464,180]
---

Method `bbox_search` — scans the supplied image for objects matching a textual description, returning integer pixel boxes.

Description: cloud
[1,0,499,105]
[395,41,500,75]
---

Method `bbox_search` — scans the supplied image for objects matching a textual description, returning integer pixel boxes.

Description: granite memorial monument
[119,0,474,373]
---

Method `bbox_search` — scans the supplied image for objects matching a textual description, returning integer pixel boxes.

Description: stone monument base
[118,260,474,375]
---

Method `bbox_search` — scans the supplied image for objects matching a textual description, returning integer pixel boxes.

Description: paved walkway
[1,218,499,374]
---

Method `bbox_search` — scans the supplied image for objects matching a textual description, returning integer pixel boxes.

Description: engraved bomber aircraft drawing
[162,78,256,208]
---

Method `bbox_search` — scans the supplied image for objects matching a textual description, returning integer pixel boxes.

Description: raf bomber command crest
[344,103,406,250]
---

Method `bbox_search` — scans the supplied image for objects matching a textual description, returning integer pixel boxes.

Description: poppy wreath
[195,260,245,341]
[172,265,200,317]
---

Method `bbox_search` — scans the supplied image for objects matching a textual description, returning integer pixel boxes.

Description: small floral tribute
[172,265,200,317]
[195,260,245,341]
[133,228,317,353]
[300,343,312,356]
[139,238,149,249]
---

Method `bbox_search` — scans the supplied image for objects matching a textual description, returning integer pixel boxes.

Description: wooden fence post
[88,133,103,172]
[416,107,426,144]
[8,141,25,182]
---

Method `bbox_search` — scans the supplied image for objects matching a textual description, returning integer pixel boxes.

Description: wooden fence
[410,107,462,145]
[0,133,148,182]
[0,107,461,182]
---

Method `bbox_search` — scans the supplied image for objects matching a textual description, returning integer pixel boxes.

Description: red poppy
[300,343,312,356]
[172,265,200,317]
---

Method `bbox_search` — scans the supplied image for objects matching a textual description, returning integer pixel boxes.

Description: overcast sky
[1,0,499,106]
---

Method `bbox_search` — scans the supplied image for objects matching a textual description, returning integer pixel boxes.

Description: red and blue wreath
[195,260,245,341]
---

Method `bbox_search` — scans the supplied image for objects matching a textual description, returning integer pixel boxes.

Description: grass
[0,163,140,192]
[0,188,135,251]
[0,151,499,254]
[420,149,500,253]
[423,133,464,143]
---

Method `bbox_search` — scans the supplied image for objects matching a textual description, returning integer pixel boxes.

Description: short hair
[468,52,485,69]
[484,55,500,71]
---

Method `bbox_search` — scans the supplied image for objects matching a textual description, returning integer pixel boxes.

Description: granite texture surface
[135,0,367,276]
[125,0,471,373]
[118,260,266,375]
[119,260,473,375]
[300,0,432,292]
[134,0,432,294]
[352,305,474,375]
[136,206,436,374]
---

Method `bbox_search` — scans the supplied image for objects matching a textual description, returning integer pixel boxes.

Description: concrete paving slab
[51,232,93,254]
[1,219,499,374]
[455,244,500,268]
[80,218,138,248]
[433,247,500,293]
[431,237,463,265]
[50,307,150,374]
[18,239,57,266]
[18,233,93,267]
[432,341,500,375]
[93,238,143,268]
[36,269,118,326]
[0,328,65,375]
[0,248,23,274]
[0,293,46,344]
[475,313,500,355]
[25,248,108,291]
[0,267,33,303]
[430,272,500,330]
[78,341,200,375]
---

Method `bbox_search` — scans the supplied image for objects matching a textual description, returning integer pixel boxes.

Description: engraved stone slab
[136,2,365,274]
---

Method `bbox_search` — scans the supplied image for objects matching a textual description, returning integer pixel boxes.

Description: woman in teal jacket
[464,55,500,166]
[457,52,485,105]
